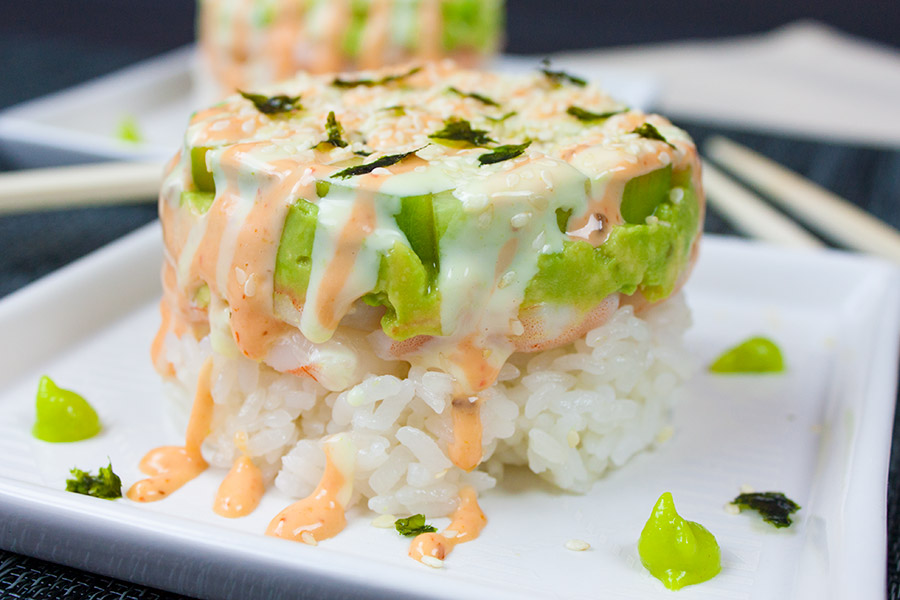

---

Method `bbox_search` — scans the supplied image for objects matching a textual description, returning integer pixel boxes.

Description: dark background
[1,0,899,598]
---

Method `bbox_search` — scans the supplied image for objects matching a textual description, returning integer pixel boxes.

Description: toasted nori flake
[447,86,500,107]
[380,105,407,116]
[394,514,438,537]
[429,118,495,147]
[333,66,422,89]
[732,492,801,528]
[567,105,628,122]
[65,461,123,500]
[322,111,348,148]
[239,91,302,114]
[331,147,423,179]
[539,58,587,87]
[478,140,532,166]
[486,111,517,123]
[631,123,677,149]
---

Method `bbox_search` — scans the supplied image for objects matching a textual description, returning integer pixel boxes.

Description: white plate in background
[0,224,897,600]
[0,47,659,169]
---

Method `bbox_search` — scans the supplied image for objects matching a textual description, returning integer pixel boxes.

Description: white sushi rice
[162,294,693,517]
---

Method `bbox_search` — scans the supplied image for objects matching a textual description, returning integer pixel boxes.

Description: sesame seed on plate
[565,539,591,551]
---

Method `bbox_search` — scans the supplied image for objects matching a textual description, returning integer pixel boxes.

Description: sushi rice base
[161,293,693,517]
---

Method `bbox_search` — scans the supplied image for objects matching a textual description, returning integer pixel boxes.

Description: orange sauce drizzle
[417,0,443,61]
[409,486,486,564]
[127,358,214,502]
[265,436,354,544]
[314,191,376,331]
[151,296,176,377]
[316,1,351,73]
[448,395,483,472]
[214,454,265,518]
[359,0,391,69]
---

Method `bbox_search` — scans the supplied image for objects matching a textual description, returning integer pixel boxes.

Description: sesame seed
[655,425,674,444]
[300,531,318,546]
[510,212,532,229]
[371,514,396,528]
[510,319,525,336]
[724,503,741,515]
[740,484,755,494]
[421,556,444,568]
[565,539,591,551]
[243,273,258,297]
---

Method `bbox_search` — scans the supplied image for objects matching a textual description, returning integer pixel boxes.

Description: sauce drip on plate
[266,433,356,544]
[127,359,214,502]
[409,486,486,565]
[214,433,265,518]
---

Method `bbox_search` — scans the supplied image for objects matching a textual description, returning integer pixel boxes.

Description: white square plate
[0,224,897,600]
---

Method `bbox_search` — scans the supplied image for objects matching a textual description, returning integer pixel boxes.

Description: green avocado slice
[180,190,215,215]
[190,146,216,193]
[620,165,672,224]
[364,241,442,339]
[394,194,439,276]
[441,0,502,52]
[274,198,319,300]
[341,0,370,58]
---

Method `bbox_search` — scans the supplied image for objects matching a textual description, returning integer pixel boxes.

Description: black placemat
[1,120,898,599]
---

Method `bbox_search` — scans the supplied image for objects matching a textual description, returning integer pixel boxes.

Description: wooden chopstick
[0,161,162,215]
[706,136,900,263]
[702,160,823,249]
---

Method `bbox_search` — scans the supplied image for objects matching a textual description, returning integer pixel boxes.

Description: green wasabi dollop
[710,336,785,373]
[638,492,721,591]
[32,376,101,443]
[116,115,142,144]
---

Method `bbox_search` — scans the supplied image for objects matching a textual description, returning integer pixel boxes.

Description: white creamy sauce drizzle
[299,187,406,343]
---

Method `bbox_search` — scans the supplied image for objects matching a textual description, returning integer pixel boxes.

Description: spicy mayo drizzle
[409,486,486,565]
[448,396,483,471]
[266,434,356,544]
[214,433,265,518]
[128,359,214,502]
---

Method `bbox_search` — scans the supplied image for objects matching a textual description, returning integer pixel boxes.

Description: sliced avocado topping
[395,195,439,276]
[341,0,370,58]
[190,146,215,193]
[441,0,503,52]
[620,165,672,224]
[181,191,215,215]
[364,242,442,339]
[274,199,319,300]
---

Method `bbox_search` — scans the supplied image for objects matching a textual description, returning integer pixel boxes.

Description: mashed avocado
[639,492,721,590]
